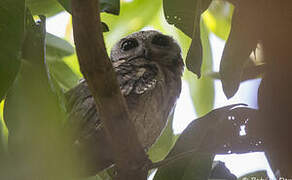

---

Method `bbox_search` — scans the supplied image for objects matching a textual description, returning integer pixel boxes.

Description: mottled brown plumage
[65,30,184,175]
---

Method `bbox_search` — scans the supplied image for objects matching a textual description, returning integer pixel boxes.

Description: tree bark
[71,0,150,179]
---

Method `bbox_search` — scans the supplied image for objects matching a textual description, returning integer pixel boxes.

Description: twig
[148,148,199,170]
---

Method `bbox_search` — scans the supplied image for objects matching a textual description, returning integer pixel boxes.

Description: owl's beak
[128,46,152,61]
[142,47,151,60]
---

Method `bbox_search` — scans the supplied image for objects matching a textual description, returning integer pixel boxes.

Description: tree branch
[71,0,150,179]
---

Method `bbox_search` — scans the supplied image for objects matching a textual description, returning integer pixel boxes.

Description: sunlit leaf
[101,0,161,49]
[0,0,24,101]
[203,0,234,40]
[0,100,8,155]
[148,112,176,162]
[57,0,120,15]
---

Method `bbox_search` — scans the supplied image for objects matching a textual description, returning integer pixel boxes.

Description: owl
[65,30,184,176]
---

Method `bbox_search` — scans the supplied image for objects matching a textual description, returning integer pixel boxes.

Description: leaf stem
[148,148,199,170]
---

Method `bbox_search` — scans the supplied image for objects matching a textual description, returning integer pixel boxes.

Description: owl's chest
[125,71,181,149]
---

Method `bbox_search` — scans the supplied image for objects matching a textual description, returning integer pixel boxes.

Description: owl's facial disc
[110,30,183,69]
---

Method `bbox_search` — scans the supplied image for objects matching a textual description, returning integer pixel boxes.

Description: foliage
[1,0,290,179]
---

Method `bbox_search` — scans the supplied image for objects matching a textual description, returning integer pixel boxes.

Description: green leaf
[57,0,71,13]
[26,0,64,17]
[45,33,78,91]
[46,32,74,59]
[57,0,120,15]
[203,0,234,40]
[4,15,61,152]
[148,112,176,162]
[185,19,214,117]
[0,0,25,101]
[154,104,245,180]
[163,0,211,77]
[4,14,78,178]
[185,19,203,77]
[47,60,80,91]
[0,103,8,154]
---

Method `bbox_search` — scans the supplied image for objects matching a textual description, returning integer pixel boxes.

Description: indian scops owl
[65,30,184,175]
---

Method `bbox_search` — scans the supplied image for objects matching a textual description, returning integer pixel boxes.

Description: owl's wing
[65,58,158,139]
[65,81,102,141]
[113,58,159,96]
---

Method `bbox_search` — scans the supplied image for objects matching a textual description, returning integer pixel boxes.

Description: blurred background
[32,0,272,178]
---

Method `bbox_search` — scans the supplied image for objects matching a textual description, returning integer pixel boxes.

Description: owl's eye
[121,39,139,51]
[152,35,169,46]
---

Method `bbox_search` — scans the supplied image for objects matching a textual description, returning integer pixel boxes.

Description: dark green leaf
[57,0,120,15]
[154,104,253,180]
[26,0,64,17]
[219,0,259,98]
[209,161,237,180]
[163,0,211,37]
[207,63,265,82]
[186,21,203,77]
[100,0,120,15]
[185,20,214,117]
[154,152,214,180]
[101,22,109,32]
[0,0,25,101]
[163,0,211,76]
[57,0,71,13]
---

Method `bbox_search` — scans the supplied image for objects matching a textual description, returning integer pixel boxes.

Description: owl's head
[110,30,184,75]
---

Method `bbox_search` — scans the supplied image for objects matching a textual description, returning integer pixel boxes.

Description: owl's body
[65,30,183,175]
